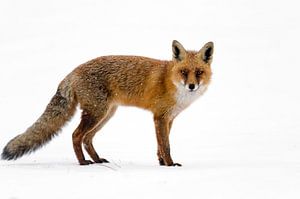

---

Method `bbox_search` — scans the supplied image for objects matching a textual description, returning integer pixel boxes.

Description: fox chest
[170,85,207,118]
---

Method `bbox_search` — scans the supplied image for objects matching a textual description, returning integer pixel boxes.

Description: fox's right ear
[172,40,186,61]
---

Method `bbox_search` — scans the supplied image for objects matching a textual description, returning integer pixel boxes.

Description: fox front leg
[154,116,181,166]
[157,119,178,166]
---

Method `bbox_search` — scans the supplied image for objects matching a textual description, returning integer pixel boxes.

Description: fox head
[171,40,213,92]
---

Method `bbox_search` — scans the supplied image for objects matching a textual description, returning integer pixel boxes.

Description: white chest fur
[170,83,207,118]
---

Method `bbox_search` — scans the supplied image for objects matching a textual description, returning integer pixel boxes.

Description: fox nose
[188,84,195,90]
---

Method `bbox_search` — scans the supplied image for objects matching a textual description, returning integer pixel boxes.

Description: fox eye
[195,70,203,78]
[180,69,188,78]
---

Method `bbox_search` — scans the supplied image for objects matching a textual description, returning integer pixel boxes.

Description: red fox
[2,40,214,166]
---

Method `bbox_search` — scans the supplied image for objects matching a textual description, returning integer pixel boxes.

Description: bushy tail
[1,82,77,160]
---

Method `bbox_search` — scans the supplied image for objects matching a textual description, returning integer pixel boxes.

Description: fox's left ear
[198,42,214,64]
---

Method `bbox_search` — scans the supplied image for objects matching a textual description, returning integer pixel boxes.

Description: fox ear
[172,40,187,61]
[199,42,214,64]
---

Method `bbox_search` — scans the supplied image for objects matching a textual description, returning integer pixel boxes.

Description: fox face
[171,40,213,92]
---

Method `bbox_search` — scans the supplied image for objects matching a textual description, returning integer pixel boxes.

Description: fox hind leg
[83,106,117,163]
[72,106,110,165]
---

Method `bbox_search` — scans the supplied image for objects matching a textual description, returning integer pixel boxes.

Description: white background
[0,0,300,198]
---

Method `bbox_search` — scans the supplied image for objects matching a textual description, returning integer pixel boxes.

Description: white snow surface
[1,0,300,198]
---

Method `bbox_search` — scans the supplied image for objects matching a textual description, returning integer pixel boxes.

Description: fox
[2,40,213,166]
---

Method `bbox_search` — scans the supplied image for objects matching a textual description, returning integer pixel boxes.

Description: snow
[0,0,300,198]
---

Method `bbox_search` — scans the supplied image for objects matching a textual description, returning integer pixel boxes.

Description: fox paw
[79,160,94,165]
[162,163,182,167]
[159,158,165,166]
[94,158,109,164]
[159,158,182,167]
[171,163,182,167]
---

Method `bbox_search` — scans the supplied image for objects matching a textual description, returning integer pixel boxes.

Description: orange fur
[2,40,214,166]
